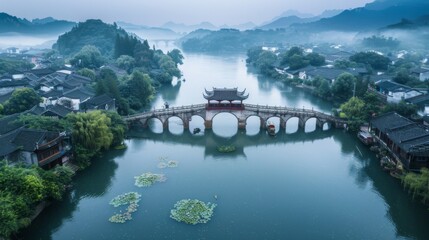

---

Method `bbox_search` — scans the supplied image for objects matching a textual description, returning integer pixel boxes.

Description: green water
[19,53,429,240]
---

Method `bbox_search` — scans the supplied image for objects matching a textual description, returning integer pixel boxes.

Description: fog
[0,34,57,49]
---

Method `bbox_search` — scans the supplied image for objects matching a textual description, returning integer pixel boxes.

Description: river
[19,47,429,240]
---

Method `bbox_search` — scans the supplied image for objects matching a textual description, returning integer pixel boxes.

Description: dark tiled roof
[371,112,429,155]
[371,112,413,133]
[406,94,429,107]
[29,104,74,118]
[0,91,13,104]
[307,68,357,80]
[203,88,249,101]
[376,80,412,92]
[29,68,56,77]
[0,80,29,88]
[411,67,429,74]
[62,87,94,101]
[0,113,25,135]
[41,89,64,99]
[80,94,114,110]
[0,130,20,156]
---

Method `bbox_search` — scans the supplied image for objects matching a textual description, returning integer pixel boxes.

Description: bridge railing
[124,103,347,123]
[124,104,206,121]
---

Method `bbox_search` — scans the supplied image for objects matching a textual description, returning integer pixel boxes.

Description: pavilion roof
[203,87,249,101]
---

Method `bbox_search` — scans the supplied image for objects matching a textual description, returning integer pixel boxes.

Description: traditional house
[375,80,423,103]
[29,104,74,119]
[406,94,429,116]
[411,67,429,81]
[80,94,116,112]
[370,112,429,170]
[0,128,72,169]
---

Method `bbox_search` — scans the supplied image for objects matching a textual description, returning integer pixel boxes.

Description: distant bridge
[123,103,348,130]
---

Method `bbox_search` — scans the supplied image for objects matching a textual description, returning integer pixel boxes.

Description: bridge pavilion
[203,87,249,109]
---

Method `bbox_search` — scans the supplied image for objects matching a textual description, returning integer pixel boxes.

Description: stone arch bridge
[124,103,348,130]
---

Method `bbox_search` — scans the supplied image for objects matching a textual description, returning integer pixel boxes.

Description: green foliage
[334,60,359,69]
[402,168,429,203]
[77,68,96,81]
[54,19,128,56]
[3,88,41,114]
[170,199,217,225]
[331,73,356,102]
[134,172,166,187]
[167,49,184,66]
[306,52,326,66]
[115,55,135,73]
[349,51,391,70]
[0,58,34,75]
[114,34,141,58]
[108,192,141,223]
[120,71,155,110]
[362,35,400,49]
[66,111,113,167]
[0,164,73,238]
[103,111,127,147]
[69,45,105,69]
[18,114,66,132]
[382,101,417,118]
[152,51,182,83]
[314,79,332,99]
[340,97,366,131]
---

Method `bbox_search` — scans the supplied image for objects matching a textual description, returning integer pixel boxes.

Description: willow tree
[66,111,113,167]
[402,168,429,203]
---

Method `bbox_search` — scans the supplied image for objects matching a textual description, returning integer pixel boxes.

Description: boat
[267,122,276,136]
[193,128,201,134]
[357,131,373,145]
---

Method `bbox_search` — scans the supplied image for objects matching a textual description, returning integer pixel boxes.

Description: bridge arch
[284,116,300,134]
[211,112,239,137]
[245,115,263,135]
[304,117,318,133]
[146,117,164,134]
[166,116,185,135]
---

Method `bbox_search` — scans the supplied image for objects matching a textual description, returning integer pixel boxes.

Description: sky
[2,0,374,26]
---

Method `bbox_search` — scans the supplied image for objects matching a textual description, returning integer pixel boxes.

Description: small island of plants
[170,199,217,225]
[217,145,236,153]
[108,192,141,223]
[134,172,167,187]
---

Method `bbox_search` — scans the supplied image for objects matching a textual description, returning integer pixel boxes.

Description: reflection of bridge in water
[127,127,340,158]
[124,103,348,131]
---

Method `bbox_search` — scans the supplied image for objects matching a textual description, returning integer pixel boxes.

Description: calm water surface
[20,50,429,240]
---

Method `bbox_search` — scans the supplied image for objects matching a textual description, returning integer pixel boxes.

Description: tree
[331,73,356,102]
[69,45,105,69]
[315,79,331,99]
[103,111,127,147]
[3,88,41,114]
[124,71,155,108]
[307,52,325,66]
[287,54,309,70]
[403,168,429,203]
[66,111,113,167]
[18,114,66,132]
[77,68,96,81]
[350,52,391,70]
[167,49,184,66]
[116,55,135,73]
[340,97,366,131]
[383,101,417,118]
[255,51,277,74]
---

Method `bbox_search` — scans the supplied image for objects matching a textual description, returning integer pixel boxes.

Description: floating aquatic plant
[170,199,217,225]
[217,145,236,153]
[157,162,167,169]
[167,160,178,168]
[108,194,141,223]
[134,172,167,187]
[109,192,141,207]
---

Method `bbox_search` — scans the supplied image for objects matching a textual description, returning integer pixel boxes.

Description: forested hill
[0,12,75,34]
[53,19,129,56]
